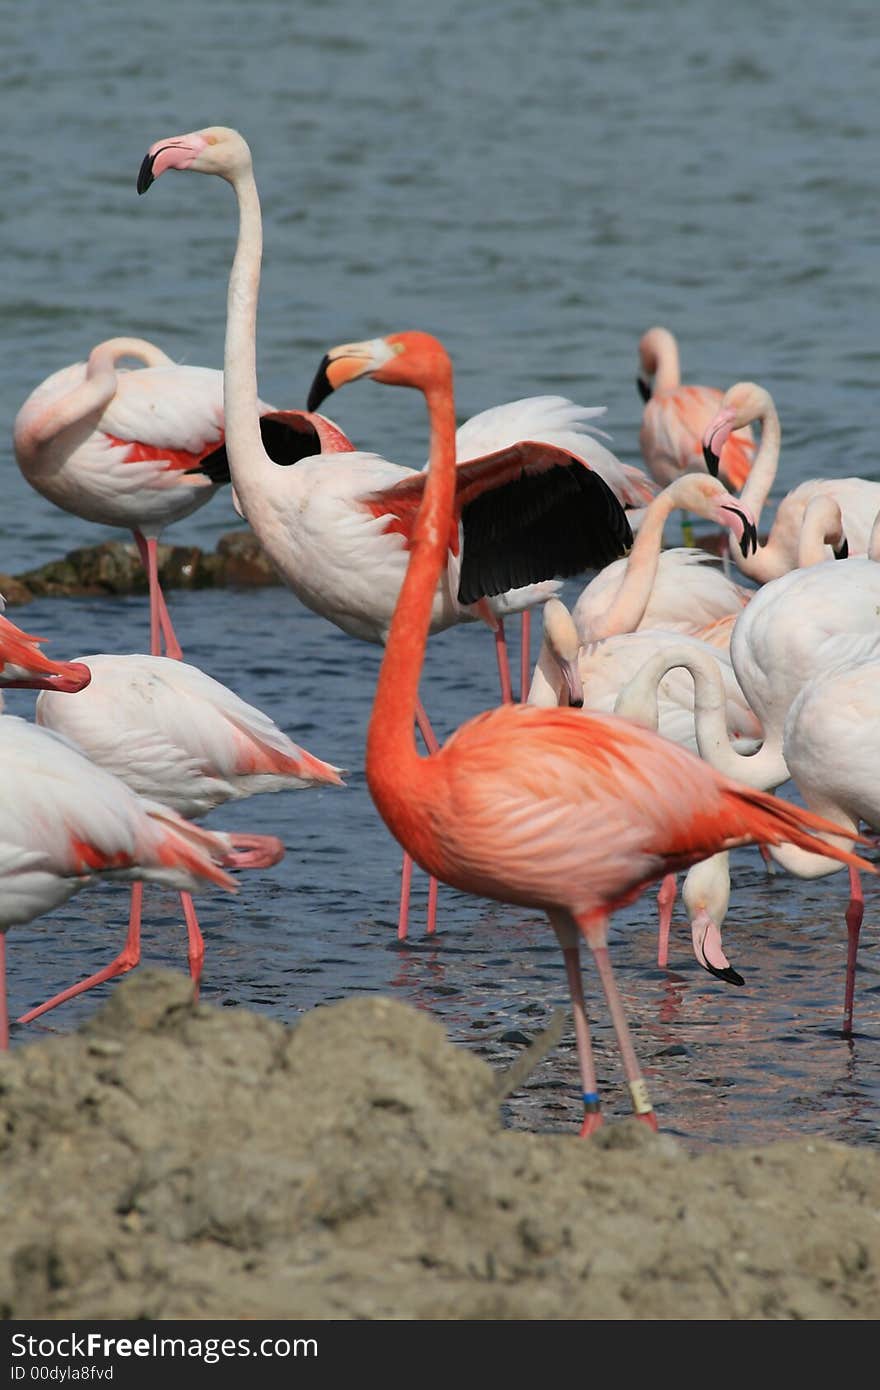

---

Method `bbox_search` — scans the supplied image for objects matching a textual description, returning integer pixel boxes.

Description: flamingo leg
[656,874,677,968]
[758,843,776,875]
[590,937,658,1131]
[180,891,205,997]
[133,529,183,660]
[416,698,441,935]
[562,945,603,1136]
[0,934,8,1051]
[494,618,514,705]
[397,854,414,942]
[519,609,532,704]
[843,866,864,1037]
[17,882,144,1026]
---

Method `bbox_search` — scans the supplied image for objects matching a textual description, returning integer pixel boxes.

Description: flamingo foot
[635,1110,659,1132]
[222,832,285,870]
[579,1104,604,1138]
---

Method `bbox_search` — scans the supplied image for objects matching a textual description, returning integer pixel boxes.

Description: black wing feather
[189,415,324,485]
[457,460,632,605]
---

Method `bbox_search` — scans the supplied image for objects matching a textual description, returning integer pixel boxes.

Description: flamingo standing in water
[0,716,237,1049]
[637,327,755,490]
[703,382,878,581]
[137,125,634,941]
[13,337,351,659]
[18,653,343,1024]
[302,327,869,1132]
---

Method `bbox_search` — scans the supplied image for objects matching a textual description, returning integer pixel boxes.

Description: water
[0,0,878,1147]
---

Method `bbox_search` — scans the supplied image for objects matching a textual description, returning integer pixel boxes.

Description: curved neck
[222,165,279,512]
[527,639,564,707]
[797,495,844,566]
[738,397,780,523]
[89,337,175,371]
[366,381,458,796]
[641,329,680,393]
[613,643,788,788]
[869,512,880,561]
[587,488,680,640]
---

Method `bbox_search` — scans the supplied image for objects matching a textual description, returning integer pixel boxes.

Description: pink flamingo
[0,716,237,1049]
[137,126,633,943]
[18,653,342,1024]
[307,326,869,1133]
[703,382,877,581]
[637,327,755,490]
[13,336,349,659]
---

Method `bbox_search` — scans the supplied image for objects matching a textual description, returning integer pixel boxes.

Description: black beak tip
[306,355,332,413]
[637,377,652,403]
[740,521,757,559]
[702,442,720,478]
[705,961,746,987]
[570,695,584,710]
[834,536,849,560]
[136,153,155,196]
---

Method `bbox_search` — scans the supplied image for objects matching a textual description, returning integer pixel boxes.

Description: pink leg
[562,945,603,1136]
[590,938,658,1130]
[0,934,8,1051]
[397,853,414,941]
[843,866,864,1037]
[133,530,183,660]
[181,892,205,997]
[656,874,677,968]
[758,843,775,875]
[415,698,441,935]
[520,609,532,704]
[494,618,514,705]
[18,882,144,1026]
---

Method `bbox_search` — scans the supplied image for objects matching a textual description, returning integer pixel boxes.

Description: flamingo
[13,336,350,659]
[569,472,757,649]
[613,618,880,1031]
[637,327,755,490]
[0,716,237,1049]
[305,327,869,1133]
[18,653,343,1024]
[137,125,633,942]
[530,598,760,977]
[703,382,879,581]
[453,394,657,695]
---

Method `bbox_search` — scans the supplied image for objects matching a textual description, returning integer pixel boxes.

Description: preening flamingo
[308,326,869,1133]
[13,336,350,659]
[637,327,755,490]
[0,716,237,1049]
[569,472,757,648]
[137,125,633,941]
[19,653,342,1024]
[703,382,880,581]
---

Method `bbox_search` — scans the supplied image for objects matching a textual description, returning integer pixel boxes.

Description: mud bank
[1,971,878,1320]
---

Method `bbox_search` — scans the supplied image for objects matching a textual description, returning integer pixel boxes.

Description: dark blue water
[0,0,878,1147]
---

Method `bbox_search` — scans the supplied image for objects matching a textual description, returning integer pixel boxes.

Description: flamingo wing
[365,441,632,606]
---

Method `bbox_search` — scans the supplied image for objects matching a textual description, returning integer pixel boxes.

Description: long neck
[527,639,564,707]
[222,167,278,513]
[613,643,789,788]
[587,488,680,641]
[366,381,458,797]
[797,495,844,566]
[738,397,780,524]
[643,329,680,393]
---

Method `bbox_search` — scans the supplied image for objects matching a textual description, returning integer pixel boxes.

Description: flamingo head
[683,857,744,987]
[137,126,252,194]
[541,599,584,708]
[0,658,92,694]
[702,382,769,476]
[307,332,452,411]
[667,474,758,557]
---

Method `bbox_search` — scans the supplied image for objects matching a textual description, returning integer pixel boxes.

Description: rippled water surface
[0,0,878,1147]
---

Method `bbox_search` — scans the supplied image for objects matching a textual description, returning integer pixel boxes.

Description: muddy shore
[1,970,878,1320]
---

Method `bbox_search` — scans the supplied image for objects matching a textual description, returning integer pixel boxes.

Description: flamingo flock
[2,120,876,1142]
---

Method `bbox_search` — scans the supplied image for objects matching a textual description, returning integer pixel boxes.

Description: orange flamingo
[311,329,872,1133]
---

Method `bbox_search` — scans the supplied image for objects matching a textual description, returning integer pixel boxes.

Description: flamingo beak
[559,658,584,709]
[636,377,652,403]
[719,504,758,559]
[1,661,92,693]
[307,339,396,411]
[702,408,738,479]
[137,152,158,194]
[692,908,745,987]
